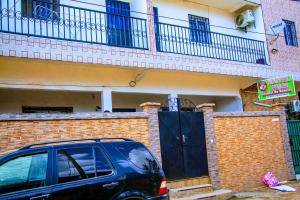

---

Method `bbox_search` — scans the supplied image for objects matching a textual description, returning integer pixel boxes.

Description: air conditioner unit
[236,10,255,29]
[290,100,300,113]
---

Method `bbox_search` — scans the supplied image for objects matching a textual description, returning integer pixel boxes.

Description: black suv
[0,138,168,200]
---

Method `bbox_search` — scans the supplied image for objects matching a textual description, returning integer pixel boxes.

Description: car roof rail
[19,138,133,150]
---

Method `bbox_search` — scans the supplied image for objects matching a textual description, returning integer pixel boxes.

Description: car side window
[57,147,112,183]
[57,147,96,183]
[94,147,113,176]
[114,143,160,172]
[0,153,48,195]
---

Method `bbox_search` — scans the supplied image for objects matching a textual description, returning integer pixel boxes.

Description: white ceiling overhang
[182,0,261,13]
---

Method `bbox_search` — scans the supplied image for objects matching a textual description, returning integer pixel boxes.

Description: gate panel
[158,111,209,180]
[180,112,209,178]
[158,112,185,180]
[288,120,300,174]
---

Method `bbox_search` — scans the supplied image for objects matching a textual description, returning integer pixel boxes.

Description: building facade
[0,0,298,194]
[0,0,299,113]
[241,0,300,111]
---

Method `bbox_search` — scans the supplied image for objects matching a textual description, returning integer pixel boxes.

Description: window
[106,0,132,47]
[22,106,73,113]
[112,108,136,112]
[0,153,48,195]
[114,143,159,172]
[57,147,112,183]
[283,20,298,47]
[94,148,113,176]
[22,0,60,20]
[189,15,210,44]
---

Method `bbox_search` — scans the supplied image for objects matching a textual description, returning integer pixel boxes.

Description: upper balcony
[0,0,268,65]
[154,22,266,64]
[153,0,268,65]
[0,0,149,49]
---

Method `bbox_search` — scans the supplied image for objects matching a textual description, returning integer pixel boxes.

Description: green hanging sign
[257,75,296,101]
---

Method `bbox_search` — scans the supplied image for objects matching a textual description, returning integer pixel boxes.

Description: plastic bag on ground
[262,172,280,187]
[270,185,296,192]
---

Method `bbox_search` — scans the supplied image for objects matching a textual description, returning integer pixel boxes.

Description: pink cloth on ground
[262,172,280,187]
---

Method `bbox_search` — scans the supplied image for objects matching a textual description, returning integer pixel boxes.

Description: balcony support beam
[147,0,156,52]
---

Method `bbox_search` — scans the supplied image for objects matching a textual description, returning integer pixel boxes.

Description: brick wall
[0,112,150,153]
[241,90,298,111]
[0,105,295,192]
[213,112,294,191]
[261,0,300,73]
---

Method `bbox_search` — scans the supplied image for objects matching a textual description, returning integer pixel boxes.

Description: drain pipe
[252,101,272,108]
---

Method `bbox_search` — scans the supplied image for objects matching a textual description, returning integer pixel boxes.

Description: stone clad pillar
[146,0,156,52]
[140,102,161,163]
[197,103,221,190]
[168,93,178,111]
[271,103,296,180]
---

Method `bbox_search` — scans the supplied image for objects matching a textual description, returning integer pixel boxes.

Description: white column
[235,97,244,112]
[101,89,112,112]
[168,93,178,111]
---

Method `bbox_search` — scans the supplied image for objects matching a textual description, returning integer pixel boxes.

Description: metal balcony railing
[0,0,148,49]
[155,22,267,65]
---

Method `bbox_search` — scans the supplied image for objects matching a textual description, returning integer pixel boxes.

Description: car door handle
[103,182,119,188]
[30,194,50,200]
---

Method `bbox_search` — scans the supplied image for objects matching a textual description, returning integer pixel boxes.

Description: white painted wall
[0,89,243,113]
[0,62,255,113]
[0,89,167,113]
[215,96,243,112]
[113,93,244,112]
[112,92,168,111]
[61,0,106,11]
[130,0,149,47]
[179,95,244,112]
[0,89,100,113]
[153,0,266,41]
[130,0,147,19]
[0,57,256,97]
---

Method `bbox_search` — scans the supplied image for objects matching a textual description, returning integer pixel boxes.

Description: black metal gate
[288,120,300,174]
[158,99,208,180]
